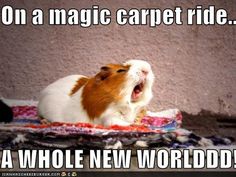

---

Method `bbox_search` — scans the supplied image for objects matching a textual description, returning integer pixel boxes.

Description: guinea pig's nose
[142,70,148,76]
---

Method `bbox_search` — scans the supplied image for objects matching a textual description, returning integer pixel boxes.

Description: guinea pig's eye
[101,66,110,71]
[117,69,127,73]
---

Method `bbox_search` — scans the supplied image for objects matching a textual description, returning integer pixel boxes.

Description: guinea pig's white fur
[38,59,154,126]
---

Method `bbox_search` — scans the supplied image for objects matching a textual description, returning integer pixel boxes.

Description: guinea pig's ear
[95,66,111,81]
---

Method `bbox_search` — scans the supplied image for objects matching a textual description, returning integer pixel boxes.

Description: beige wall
[0,0,235,115]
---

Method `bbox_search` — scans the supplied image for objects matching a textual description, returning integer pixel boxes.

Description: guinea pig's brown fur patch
[82,64,130,120]
[70,77,89,96]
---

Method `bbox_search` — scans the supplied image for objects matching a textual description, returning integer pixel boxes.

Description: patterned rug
[0,105,233,150]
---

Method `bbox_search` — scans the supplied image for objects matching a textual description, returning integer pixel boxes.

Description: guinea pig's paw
[103,117,131,127]
[40,117,51,125]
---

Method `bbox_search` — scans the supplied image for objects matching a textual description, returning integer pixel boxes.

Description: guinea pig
[38,59,154,126]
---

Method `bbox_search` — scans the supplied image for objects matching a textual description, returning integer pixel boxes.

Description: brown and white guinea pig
[38,59,154,126]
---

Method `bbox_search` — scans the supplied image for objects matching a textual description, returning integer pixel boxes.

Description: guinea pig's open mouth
[131,82,145,102]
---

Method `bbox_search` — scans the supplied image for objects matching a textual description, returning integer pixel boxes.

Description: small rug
[0,104,233,150]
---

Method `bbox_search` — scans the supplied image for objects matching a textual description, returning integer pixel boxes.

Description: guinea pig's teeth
[140,82,144,88]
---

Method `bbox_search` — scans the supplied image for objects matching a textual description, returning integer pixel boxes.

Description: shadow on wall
[182,109,236,141]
